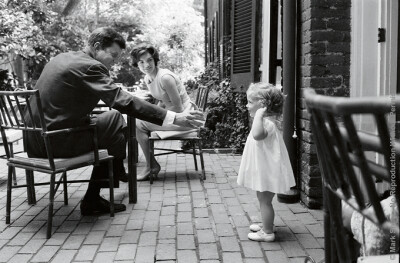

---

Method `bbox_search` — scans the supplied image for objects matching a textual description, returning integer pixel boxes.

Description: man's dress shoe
[80,196,126,216]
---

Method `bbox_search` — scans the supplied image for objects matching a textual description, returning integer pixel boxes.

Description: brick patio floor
[0,141,324,263]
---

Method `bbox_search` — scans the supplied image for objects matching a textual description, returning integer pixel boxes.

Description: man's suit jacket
[25,50,167,157]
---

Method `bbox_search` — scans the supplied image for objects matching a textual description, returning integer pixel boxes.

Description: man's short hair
[88,27,126,49]
[130,44,160,67]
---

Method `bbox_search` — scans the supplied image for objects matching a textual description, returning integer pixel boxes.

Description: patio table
[126,90,153,203]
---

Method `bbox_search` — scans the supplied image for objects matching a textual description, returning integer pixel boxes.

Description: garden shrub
[184,63,250,152]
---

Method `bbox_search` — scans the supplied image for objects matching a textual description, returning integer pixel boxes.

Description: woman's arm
[160,74,184,112]
[252,108,269,141]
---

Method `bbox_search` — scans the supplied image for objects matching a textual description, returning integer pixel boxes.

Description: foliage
[200,78,250,150]
[184,62,250,151]
[64,0,204,85]
[0,70,16,91]
[135,0,204,82]
[1,0,204,88]
[0,0,88,88]
[185,62,220,93]
[184,36,249,151]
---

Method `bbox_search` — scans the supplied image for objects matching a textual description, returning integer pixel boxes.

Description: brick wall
[298,0,351,208]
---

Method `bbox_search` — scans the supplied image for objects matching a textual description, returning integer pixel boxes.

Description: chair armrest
[42,124,100,166]
[44,124,96,136]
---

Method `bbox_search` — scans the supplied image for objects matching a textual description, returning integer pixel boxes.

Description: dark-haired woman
[131,44,197,181]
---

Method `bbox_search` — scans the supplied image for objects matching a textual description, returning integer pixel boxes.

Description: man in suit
[25,27,203,215]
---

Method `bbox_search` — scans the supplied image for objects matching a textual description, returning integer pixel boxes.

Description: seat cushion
[9,149,110,171]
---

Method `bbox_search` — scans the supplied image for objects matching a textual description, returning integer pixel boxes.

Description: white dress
[237,117,296,193]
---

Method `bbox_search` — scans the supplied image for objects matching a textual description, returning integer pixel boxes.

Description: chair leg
[62,172,68,205]
[9,143,17,186]
[149,140,154,184]
[192,141,198,171]
[197,140,206,180]
[26,170,36,205]
[6,165,13,224]
[47,173,56,239]
[30,171,36,204]
[26,170,33,204]
[108,160,114,217]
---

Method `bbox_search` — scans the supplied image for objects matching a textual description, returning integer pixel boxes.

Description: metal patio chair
[303,89,399,263]
[0,96,25,186]
[148,85,209,184]
[0,129,23,185]
[0,90,116,239]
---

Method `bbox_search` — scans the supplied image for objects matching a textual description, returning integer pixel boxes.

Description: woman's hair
[247,82,285,114]
[87,27,126,49]
[130,43,160,67]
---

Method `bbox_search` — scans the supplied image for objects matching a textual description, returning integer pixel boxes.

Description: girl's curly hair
[247,82,286,114]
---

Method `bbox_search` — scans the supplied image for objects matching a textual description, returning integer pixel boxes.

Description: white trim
[351,0,398,97]
[385,0,398,96]
[260,0,271,83]
[351,0,380,98]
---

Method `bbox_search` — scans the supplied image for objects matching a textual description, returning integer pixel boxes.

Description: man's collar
[82,46,95,59]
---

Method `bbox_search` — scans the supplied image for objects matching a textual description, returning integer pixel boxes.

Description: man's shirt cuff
[162,110,176,126]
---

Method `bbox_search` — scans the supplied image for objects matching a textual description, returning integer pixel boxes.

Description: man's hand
[173,110,205,129]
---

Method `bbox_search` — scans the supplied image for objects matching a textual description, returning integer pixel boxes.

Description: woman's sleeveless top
[145,68,191,111]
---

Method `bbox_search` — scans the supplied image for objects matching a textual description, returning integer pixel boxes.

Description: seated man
[24,27,203,215]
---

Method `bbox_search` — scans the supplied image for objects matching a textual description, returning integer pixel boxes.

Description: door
[350,0,398,194]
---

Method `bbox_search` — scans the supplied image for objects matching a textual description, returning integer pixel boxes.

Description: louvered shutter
[214,12,219,63]
[207,26,212,63]
[210,21,214,62]
[231,0,256,92]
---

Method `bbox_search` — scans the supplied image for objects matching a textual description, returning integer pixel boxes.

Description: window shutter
[214,12,219,63]
[231,0,257,92]
[210,21,214,62]
[207,26,212,63]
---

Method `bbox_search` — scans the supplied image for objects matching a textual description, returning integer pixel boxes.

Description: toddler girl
[237,82,296,242]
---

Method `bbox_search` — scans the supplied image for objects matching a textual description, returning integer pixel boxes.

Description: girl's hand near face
[255,107,268,118]
[252,107,269,141]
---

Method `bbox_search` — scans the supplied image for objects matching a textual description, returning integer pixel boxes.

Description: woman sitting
[342,192,399,257]
[130,44,197,181]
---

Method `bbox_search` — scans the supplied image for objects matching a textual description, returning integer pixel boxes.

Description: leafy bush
[185,62,220,93]
[0,70,16,91]
[201,78,249,150]
[184,63,250,151]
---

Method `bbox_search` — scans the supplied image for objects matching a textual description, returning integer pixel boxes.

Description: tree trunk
[62,0,81,16]
[95,0,100,26]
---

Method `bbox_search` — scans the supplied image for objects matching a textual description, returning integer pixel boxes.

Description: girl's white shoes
[249,224,262,232]
[248,229,275,242]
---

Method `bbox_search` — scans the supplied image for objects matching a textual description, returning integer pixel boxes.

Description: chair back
[304,89,399,262]
[195,85,210,112]
[0,90,47,158]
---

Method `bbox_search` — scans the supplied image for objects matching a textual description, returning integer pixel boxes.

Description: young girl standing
[237,82,296,242]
